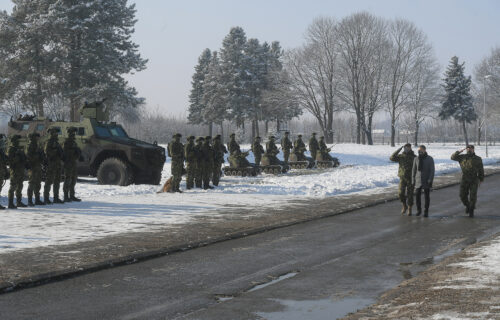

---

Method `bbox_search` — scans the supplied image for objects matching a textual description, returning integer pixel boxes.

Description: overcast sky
[1,0,500,116]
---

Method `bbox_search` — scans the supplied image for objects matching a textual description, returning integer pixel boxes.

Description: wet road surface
[1,174,500,320]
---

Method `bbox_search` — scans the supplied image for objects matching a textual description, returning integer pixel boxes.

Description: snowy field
[1,143,499,252]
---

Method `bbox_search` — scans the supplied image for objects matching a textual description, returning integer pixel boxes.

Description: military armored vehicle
[315,150,340,169]
[7,100,166,186]
[260,153,290,174]
[223,150,259,176]
[288,148,315,169]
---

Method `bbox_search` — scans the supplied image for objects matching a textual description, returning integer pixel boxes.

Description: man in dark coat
[412,145,435,217]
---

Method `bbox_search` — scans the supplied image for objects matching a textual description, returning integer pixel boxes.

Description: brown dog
[157,176,174,193]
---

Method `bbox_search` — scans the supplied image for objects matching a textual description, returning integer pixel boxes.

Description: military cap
[255,136,261,139]
[269,135,275,139]
[205,136,212,140]
[467,145,475,149]
[173,133,182,138]
[230,133,236,137]
[187,135,195,140]
[297,134,302,137]
[196,137,205,142]
[285,131,290,135]
[319,136,325,139]
[10,134,22,141]
[214,134,221,139]
[28,132,41,139]
[404,143,411,148]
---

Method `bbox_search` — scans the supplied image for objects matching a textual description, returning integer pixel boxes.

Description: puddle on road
[257,297,373,320]
[248,272,298,292]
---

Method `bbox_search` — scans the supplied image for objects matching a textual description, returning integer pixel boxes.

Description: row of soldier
[0,127,82,209]
[167,131,334,193]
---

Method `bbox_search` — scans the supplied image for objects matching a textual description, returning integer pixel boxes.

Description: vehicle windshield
[95,125,128,138]
[109,126,128,137]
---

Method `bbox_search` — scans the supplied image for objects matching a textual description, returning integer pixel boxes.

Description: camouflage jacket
[8,145,27,170]
[63,138,81,164]
[281,137,292,151]
[201,142,214,165]
[0,150,7,177]
[451,151,484,182]
[212,140,226,164]
[293,139,306,153]
[251,141,264,156]
[27,141,45,168]
[309,137,319,151]
[390,148,416,180]
[228,138,241,155]
[319,140,330,153]
[194,143,204,164]
[45,137,64,162]
[184,141,196,163]
[168,140,184,162]
[266,141,279,155]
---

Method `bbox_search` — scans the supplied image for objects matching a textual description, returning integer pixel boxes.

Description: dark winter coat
[412,154,435,189]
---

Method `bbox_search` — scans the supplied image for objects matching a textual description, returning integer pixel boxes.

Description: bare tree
[386,19,433,146]
[284,17,340,143]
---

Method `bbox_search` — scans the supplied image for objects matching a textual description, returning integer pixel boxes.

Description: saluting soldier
[44,127,64,204]
[8,134,27,208]
[309,133,319,160]
[451,145,484,217]
[194,137,204,188]
[0,134,8,209]
[212,135,226,186]
[26,133,45,206]
[201,136,214,189]
[281,132,293,163]
[63,127,82,202]
[252,136,265,166]
[390,143,416,215]
[168,133,184,193]
[184,136,196,190]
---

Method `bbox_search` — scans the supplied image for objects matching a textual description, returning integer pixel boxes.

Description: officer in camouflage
[194,137,204,188]
[168,133,184,193]
[63,127,82,202]
[451,145,484,217]
[44,127,64,204]
[8,134,27,208]
[212,134,226,186]
[252,136,264,166]
[281,132,293,163]
[201,136,214,189]
[0,134,8,209]
[26,133,45,206]
[309,133,319,161]
[390,143,416,215]
[184,136,196,190]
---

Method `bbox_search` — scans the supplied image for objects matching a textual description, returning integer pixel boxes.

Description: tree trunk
[255,119,260,137]
[414,122,419,147]
[265,121,269,134]
[462,120,469,146]
[477,124,482,146]
[390,117,396,147]
[251,121,256,141]
[356,117,361,144]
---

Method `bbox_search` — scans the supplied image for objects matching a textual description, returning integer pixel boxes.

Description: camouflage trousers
[283,150,290,163]
[44,162,62,198]
[460,179,479,209]
[254,155,261,166]
[63,163,78,197]
[28,166,42,198]
[9,168,24,200]
[171,161,183,191]
[185,162,196,189]
[398,178,414,206]
[202,163,212,189]
[195,162,203,188]
[212,162,222,186]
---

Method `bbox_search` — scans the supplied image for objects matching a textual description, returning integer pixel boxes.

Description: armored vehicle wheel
[97,158,133,186]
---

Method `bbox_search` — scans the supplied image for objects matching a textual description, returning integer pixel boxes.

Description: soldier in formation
[390,143,416,215]
[194,137,204,188]
[309,133,319,160]
[318,136,334,161]
[212,135,226,186]
[265,135,281,165]
[281,132,292,163]
[63,127,82,202]
[0,134,8,209]
[201,136,214,190]
[26,133,45,206]
[451,145,484,217]
[293,134,307,161]
[44,128,64,204]
[168,133,184,193]
[252,136,264,166]
[8,135,27,208]
[184,136,196,190]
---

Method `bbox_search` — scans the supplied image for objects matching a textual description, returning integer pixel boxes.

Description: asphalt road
[1,175,500,320]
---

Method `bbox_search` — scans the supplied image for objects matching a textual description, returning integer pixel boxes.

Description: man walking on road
[390,143,416,215]
[451,145,484,217]
[412,145,435,217]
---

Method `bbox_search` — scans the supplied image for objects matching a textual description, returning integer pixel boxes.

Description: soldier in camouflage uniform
[194,137,204,188]
[44,127,64,204]
[228,133,241,155]
[26,133,45,206]
[309,133,319,161]
[265,135,282,165]
[8,134,27,208]
[63,127,82,202]
[390,143,416,215]
[293,135,307,161]
[318,136,334,161]
[168,133,184,193]
[252,136,264,166]
[281,132,293,163]
[212,135,226,186]
[0,134,8,209]
[451,145,484,217]
[184,136,196,190]
[201,136,214,189]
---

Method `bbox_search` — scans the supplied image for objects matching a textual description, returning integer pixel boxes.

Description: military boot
[8,196,16,209]
[424,209,429,218]
[0,200,5,210]
[469,208,474,218]
[70,191,81,202]
[465,204,470,215]
[27,189,34,207]
[35,194,45,206]
[407,206,413,216]
[64,192,71,203]
[44,192,53,205]
[16,197,27,208]
[53,194,64,204]
[401,203,408,215]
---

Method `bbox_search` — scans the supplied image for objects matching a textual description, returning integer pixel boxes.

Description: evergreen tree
[188,48,212,126]
[201,52,227,136]
[439,56,476,145]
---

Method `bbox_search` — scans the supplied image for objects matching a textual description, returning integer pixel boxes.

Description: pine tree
[201,52,227,137]
[188,48,212,127]
[439,56,476,145]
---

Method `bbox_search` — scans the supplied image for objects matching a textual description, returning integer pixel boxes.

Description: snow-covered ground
[1,143,499,252]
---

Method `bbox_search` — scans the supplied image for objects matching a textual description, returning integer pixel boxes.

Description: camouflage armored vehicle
[223,150,259,177]
[315,149,340,169]
[7,101,166,186]
[260,152,290,174]
[288,147,315,169]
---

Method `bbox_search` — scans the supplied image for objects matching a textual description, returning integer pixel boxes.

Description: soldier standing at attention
[184,136,196,190]
[390,143,416,215]
[451,145,484,217]
[0,134,9,209]
[293,134,307,160]
[26,133,45,206]
[309,133,319,160]
[8,134,27,208]
[44,128,64,204]
[212,135,226,186]
[228,133,241,155]
[168,133,184,193]
[63,127,82,202]
[194,137,204,188]
[281,132,293,163]
[202,136,214,189]
[252,136,264,166]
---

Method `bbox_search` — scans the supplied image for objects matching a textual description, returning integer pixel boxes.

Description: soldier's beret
[10,134,21,141]
[229,133,235,137]
[467,145,475,149]
[298,134,302,137]
[196,137,204,142]
[312,132,317,135]
[173,133,182,138]
[205,136,211,140]
[187,135,195,140]
[28,133,40,139]
[285,131,290,134]
[215,134,221,138]
[255,136,261,139]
